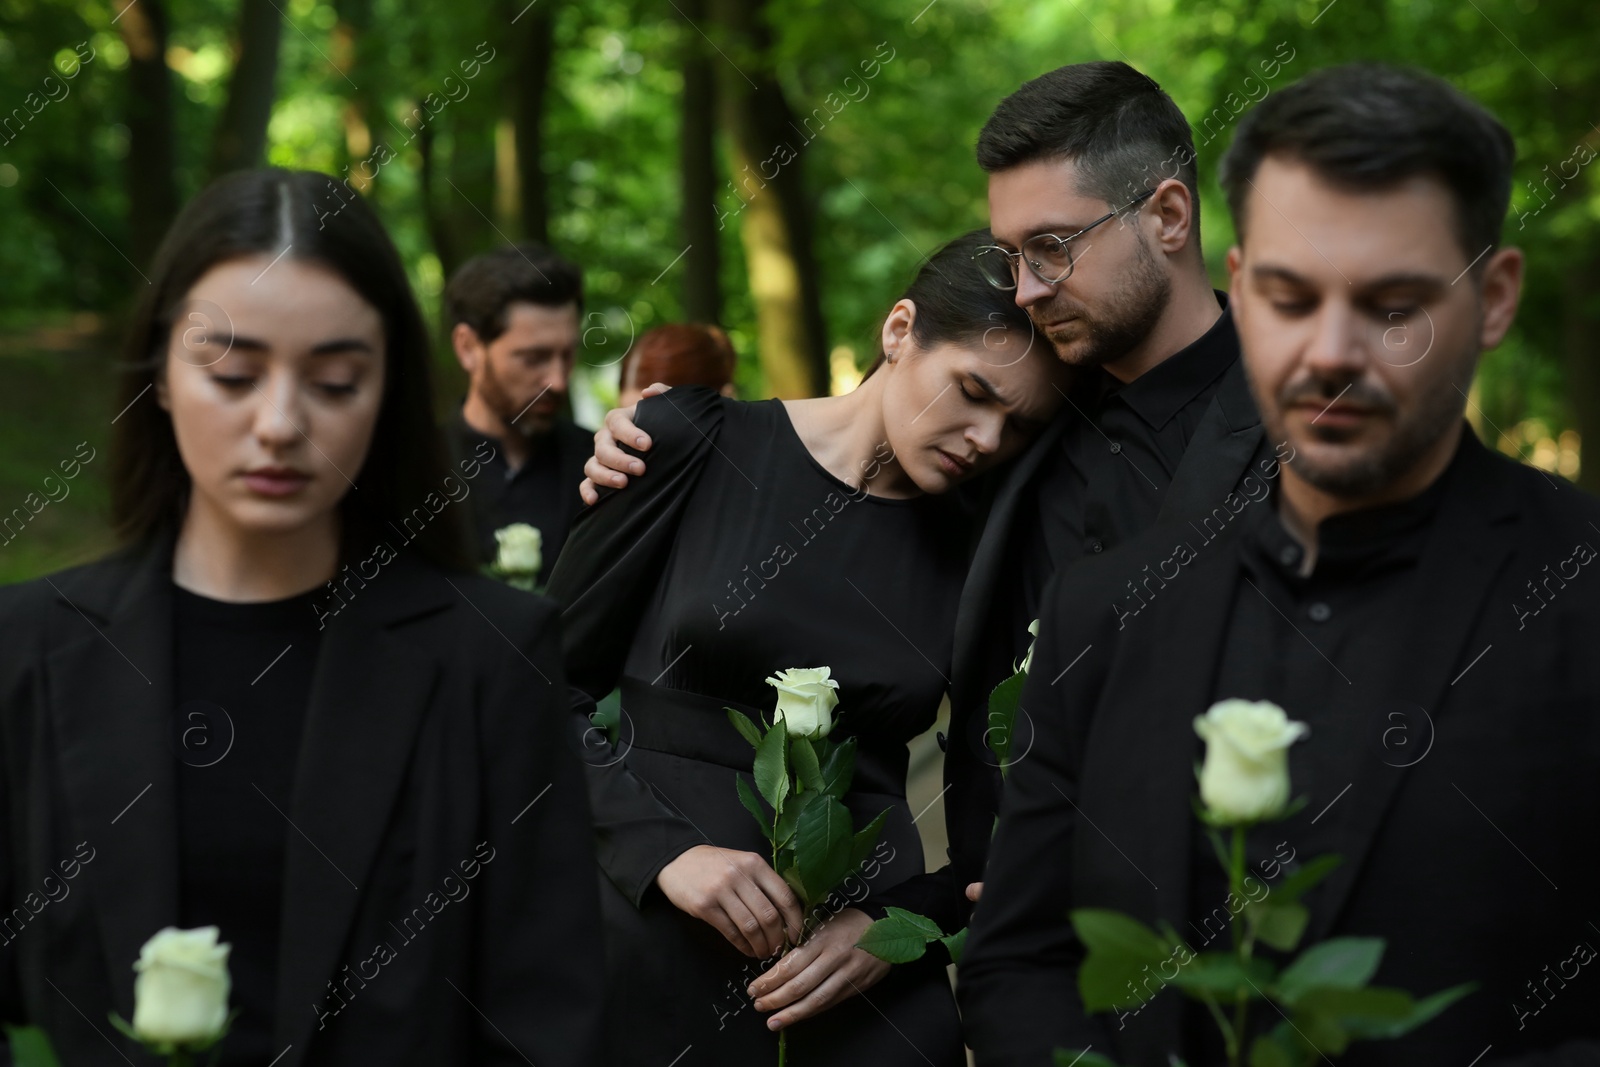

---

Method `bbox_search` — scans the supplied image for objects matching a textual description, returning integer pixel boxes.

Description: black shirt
[1180,439,1461,1060]
[1022,292,1239,621]
[448,409,588,581]
[173,584,323,1067]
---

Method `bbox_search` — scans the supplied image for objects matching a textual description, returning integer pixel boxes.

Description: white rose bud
[493,523,543,575]
[131,926,232,1049]
[1193,699,1310,825]
[1015,618,1041,675]
[765,667,840,740]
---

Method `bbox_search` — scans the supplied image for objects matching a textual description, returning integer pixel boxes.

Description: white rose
[1015,618,1041,675]
[493,523,543,575]
[765,666,840,740]
[131,926,232,1049]
[1193,699,1310,825]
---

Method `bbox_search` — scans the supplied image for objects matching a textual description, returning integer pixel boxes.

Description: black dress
[547,385,972,1066]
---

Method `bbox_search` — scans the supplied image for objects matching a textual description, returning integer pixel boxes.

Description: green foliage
[2,1024,63,1067]
[854,906,944,963]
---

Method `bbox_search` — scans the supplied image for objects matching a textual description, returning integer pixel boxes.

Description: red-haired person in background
[616,323,737,410]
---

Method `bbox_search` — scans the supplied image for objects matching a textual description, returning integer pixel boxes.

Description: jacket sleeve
[476,604,605,1067]
[957,565,1118,1065]
[543,385,727,906]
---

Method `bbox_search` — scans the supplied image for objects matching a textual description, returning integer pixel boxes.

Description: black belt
[619,676,909,798]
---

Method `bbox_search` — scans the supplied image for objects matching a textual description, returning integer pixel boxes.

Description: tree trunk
[677,0,723,324]
[332,0,378,194]
[711,0,829,398]
[119,0,177,274]
[208,0,284,178]
[1562,250,1600,492]
[508,1,556,242]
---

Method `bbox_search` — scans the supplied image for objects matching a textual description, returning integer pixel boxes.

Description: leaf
[849,807,890,871]
[1352,982,1476,1039]
[754,718,789,813]
[1247,1033,1297,1067]
[855,907,943,963]
[727,707,763,749]
[736,774,773,841]
[1293,986,1413,1045]
[985,670,1026,774]
[1274,937,1385,1004]
[793,795,854,907]
[1069,909,1173,1012]
[1248,901,1309,952]
[1270,854,1342,904]
[3,1025,64,1067]
[774,789,819,851]
[940,926,968,965]
[818,736,857,797]
[791,736,825,793]
[1167,951,1274,1000]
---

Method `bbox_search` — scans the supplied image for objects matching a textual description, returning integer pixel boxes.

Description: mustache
[1278,376,1396,415]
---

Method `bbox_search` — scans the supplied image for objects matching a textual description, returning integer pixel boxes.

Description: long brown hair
[108,168,473,570]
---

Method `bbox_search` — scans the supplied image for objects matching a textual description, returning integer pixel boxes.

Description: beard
[477,357,554,439]
[1032,234,1171,370]
[1265,366,1468,498]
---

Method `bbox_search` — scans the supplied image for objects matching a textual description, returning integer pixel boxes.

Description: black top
[172,584,323,1067]
[549,385,976,925]
[447,408,591,581]
[1182,447,1456,1060]
[1023,292,1238,619]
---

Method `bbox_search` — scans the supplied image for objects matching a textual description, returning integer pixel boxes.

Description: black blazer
[959,430,1600,1066]
[0,534,603,1066]
[941,357,1271,911]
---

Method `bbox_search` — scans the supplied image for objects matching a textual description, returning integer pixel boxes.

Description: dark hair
[977,61,1200,244]
[1219,63,1515,261]
[109,168,474,570]
[444,242,584,346]
[864,229,1036,377]
[620,323,736,393]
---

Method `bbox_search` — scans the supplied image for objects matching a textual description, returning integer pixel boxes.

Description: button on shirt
[1023,293,1240,621]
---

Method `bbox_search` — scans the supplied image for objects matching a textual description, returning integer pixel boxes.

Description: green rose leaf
[1069,909,1172,1012]
[986,670,1027,776]
[1248,901,1310,952]
[1246,1032,1297,1067]
[726,708,763,749]
[849,808,889,872]
[793,794,853,906]
[2,1024,64,1067]
[791,736,825,794]
[855,907,942,964]
[1167,951,1274,1000]
[774,789,819,852]
[1274,937,1385,1005]
[940,926,968,965]
[819,736,857,797]
[754,717,789,813]
[1270,853,1342,904]
[1347,982,1476,1039]
[736,775,771,842]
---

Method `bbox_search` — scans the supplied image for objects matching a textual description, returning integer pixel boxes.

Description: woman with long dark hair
[0,169,602,1067]
[547,229,1070,1065]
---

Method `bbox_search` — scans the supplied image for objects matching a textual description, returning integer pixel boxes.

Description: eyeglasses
[974,188,1157,291]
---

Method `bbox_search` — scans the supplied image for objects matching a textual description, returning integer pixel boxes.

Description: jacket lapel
[950,413,1069,707]
[1154,357,1266,528]
[46,536,182,1025]
[1302,431,1518,944]
[273,553,449,1064]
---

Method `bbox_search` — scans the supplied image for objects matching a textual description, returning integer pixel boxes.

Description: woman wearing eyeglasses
[546,230,1071,1066]
[0,170,602,1067]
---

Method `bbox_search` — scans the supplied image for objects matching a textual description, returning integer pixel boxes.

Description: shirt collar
[1095,290,1238,431]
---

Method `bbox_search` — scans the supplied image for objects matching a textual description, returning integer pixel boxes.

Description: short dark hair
[444,243,583,346]
[977,61,1200,238]
[1219,63,1515,261]
[864,229,1036,377]
[109,169,474,570]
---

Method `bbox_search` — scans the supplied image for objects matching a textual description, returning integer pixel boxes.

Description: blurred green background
[1,0,1595,583]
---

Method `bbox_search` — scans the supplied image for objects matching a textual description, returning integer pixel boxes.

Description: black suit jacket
[940,357,1272,918]
[959,429,1600,1066]
[0,534,603,1066]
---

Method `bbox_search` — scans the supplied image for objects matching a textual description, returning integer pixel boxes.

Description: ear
[1477,246,1524,351]
[879,299,917,364]
[1147,176,1196,258]
[718,382,737,398]
[450,322,483,374]
[1225,245,1244,294]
